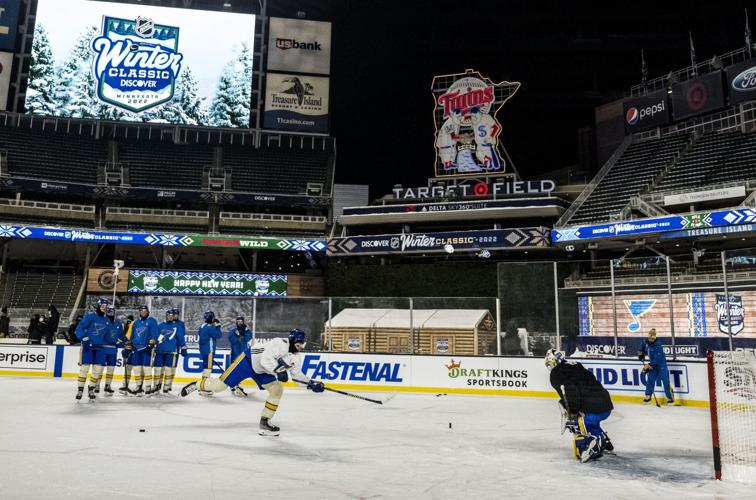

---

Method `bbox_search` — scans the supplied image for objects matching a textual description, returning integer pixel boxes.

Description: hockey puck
[449,422,452,429]
[139,429,146,433]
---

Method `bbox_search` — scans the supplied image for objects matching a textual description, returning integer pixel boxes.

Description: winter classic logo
[715,294,745,335]
[90,16,184,113]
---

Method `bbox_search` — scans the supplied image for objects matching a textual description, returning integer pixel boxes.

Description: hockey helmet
[544,349,565,371]
[204,311,216,322]
[288,328,306,345]
[106,306,115,316]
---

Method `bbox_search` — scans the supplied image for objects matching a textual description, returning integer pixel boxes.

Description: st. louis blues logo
[624,299,656,333]
[90,15,183,113]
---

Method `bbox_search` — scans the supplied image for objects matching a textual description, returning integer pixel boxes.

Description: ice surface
[0,377,753,499]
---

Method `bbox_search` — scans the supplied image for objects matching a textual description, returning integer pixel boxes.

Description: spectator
[47,305,61,343]
[27,314,46,344]
[67,315,83,345]
[0,306,9,339]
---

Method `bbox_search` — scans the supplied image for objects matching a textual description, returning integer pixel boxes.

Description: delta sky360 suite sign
[432,69,520,178]
[25,0,255,127]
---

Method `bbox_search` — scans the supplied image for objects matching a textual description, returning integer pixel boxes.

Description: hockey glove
[274,359,292,373]
[121,348,132,359]
[277,371,289,383]
[642,363,652,372]
[637,352,645,361]
[180,347,188,357]
[80,336,91,348]
[307,380,325,393]
[125,342,134,350]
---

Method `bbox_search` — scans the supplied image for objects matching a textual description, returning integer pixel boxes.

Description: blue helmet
[137,305,148,312]
[106,306,115,315]
[288,329,306,345]
[169,308,180,317]
[236,316,245,322]
[97,298,110,306]
[204,311,215,322]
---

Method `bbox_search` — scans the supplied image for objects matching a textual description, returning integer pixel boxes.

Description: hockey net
[707,350,756,483]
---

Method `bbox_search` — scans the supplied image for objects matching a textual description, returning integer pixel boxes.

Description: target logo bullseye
[473,183,489,196]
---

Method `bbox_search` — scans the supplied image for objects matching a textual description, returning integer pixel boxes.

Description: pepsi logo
[626,107,639,125]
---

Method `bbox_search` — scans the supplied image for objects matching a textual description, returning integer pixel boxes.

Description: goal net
[707,350,756,483]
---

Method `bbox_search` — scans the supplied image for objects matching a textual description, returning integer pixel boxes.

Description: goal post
[706,350,756,483]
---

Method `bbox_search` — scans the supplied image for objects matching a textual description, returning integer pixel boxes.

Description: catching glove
[307,380,325,393]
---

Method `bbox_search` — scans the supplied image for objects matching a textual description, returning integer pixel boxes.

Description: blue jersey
[156,320,186,353]
[640,338,667,368]
[228,326,253,359]
[75,312,110,346]
[130,316,158,348]
[102,318,126,354]
[198,322,222,355]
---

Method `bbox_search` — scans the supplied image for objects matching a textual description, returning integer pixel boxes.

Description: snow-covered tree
[55,26,100,118]
[25,24,57,115]
[145,66,207,125]
[208,42,252,127]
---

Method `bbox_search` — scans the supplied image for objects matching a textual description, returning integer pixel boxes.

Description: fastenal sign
[328,228,549,255]
[127,270,287,296]
[432,69,520,178]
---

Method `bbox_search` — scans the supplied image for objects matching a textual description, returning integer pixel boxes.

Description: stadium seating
[119,141,213,190]
[0,127,104,184]
[226,146,330,195]
[0,268,82,312]
[567,134,690,224]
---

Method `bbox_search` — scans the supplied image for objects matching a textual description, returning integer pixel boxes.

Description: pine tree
[208,43,252,127]
[26,23,58,116]
[55,26,100,118]
[208,63,237,127]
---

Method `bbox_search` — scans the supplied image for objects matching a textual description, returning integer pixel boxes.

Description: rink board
[0,344,710,406]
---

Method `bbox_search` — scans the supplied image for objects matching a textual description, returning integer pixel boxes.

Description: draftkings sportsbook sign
[127,270,287,296]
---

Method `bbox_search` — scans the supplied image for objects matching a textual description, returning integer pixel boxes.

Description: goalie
[545,349,614,462]
[181,329,324,436]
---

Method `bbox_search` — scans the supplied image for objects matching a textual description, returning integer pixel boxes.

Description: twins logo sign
[90,16,184,113]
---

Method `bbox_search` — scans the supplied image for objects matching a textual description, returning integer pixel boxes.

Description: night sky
[279,0,754,198]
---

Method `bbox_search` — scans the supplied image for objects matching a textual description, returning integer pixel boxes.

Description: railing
[0,149,8,176]
[220,212,327,224]
[565,269,756,289]
[0,197,95,213]
[105,207,209,218]
[554,135,632,228]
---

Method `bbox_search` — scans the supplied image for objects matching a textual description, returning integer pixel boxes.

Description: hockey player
[545,349,614,463]
[181,329,325,436]
[198,311,222,394]
[74,298,111,401]
[98,306,127,396]
[152,309,187,395]
[127,305,158,397]
[638,328,674,405]
[227,316,253,397]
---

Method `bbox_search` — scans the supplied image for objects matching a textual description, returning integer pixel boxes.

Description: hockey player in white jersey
[180,329,324,436]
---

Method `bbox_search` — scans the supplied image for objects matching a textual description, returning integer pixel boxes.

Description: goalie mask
[544,349,565,371]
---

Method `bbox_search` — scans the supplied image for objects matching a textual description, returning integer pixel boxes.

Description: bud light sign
[623,90,670,134]
[581,361,689,394]
[91,16,183,112]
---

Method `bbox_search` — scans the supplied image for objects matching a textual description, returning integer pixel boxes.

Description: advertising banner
[432,69,520,178]
[328,227,550,255]
[0,50,12,110]
[26,0,255,127]
[0,223,326,252]
[726,58,756,105]
[578,291,756,338]
[267,17,331,75]
[3,346,712,405]
[127,269,287,297]
[564,335,756,359]
[671,71,725,121]
[0,0,22,51]
[263,72,329,133]
[552,207,756,243]
[623,90,670,133]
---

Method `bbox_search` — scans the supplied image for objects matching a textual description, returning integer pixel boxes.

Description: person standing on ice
[638,328,674,405]
[74,298,111,401]
[197,311,223,395]
[127,305,159,397]
[151,308,186,395]
[98,306,127,396]
[545,349,614,462]
[227,316,253,397]
[180,329,325,436]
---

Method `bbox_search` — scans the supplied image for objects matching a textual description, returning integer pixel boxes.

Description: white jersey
[250,338,309,383]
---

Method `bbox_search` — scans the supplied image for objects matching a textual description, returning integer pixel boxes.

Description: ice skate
[103,385,115,397]
[87,386,96,401]
[258,417,280,436]
[75,388,84,401]
[118,385,130,396]
[232,386,248,397]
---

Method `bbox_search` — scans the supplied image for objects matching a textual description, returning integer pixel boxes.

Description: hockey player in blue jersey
[545,349,614,462]
[198,311,223,394]
[127,305,158,397]
[181,329,325,436]
[97,306,127,396]
[638,328,675,405]
[227,316,253,397]
[152,309,187,395]
[74,298,111,401]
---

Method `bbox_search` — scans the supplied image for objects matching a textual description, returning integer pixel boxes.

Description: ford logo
[732,66,756,91]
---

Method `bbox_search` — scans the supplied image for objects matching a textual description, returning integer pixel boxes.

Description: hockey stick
[293,378,387,405]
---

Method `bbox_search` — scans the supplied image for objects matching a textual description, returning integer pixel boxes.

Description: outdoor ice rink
[0,376,752,499]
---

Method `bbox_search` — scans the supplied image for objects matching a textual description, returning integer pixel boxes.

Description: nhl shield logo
[135,17,155,38]
[90,15,184,113]
[715,294,745,335]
